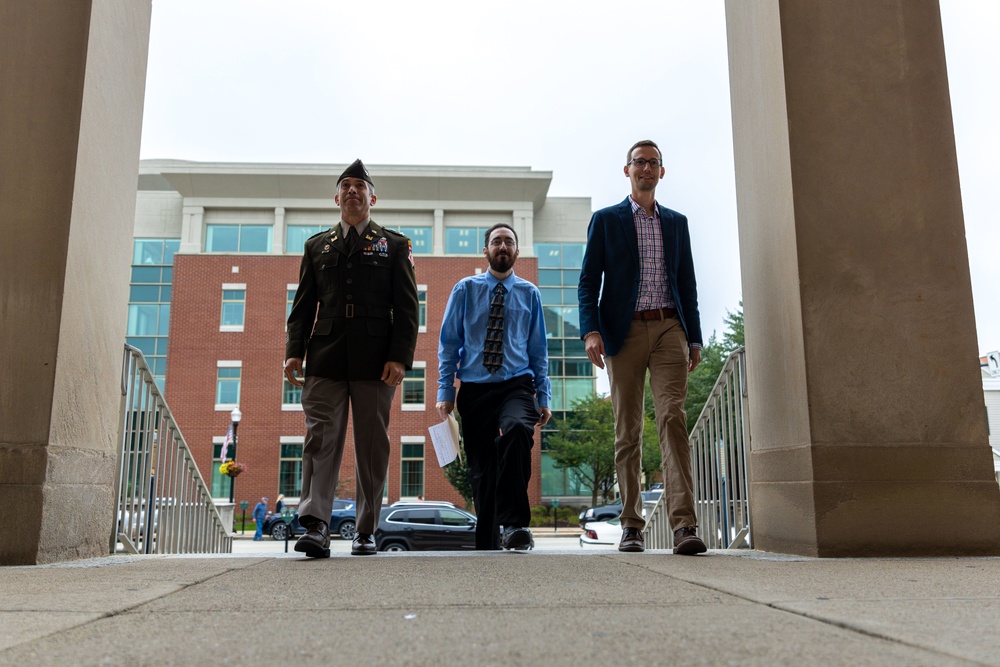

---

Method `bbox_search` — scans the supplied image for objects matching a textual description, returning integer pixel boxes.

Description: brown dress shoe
[673,526,707,555]
[618,526,645,552]
[351,532,377,555]
[294,519,330,558]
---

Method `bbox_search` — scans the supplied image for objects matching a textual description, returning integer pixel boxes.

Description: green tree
[547,394,617,506]
[722,301,745,354]
[684,301,745,431]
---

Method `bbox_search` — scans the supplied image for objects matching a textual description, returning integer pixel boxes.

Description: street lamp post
[239,500,249,535]
[280,506,295,553]
[229,407,241,504]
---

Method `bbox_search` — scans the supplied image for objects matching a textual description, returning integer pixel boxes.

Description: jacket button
[347,278,353,284]
[347,295,353,301]
[347,263,353,269]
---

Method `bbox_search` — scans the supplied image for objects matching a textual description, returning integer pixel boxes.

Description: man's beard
[488,251,514,273]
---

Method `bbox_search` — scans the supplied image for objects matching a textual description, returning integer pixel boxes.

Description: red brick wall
[166,252,542,513]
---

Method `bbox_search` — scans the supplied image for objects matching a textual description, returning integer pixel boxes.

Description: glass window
[564,339,586,357]
[286,225,324,255]
[130,266,161,284]
[565,379,594,406]
[127,337,156,357]
[398,226,432,255]
[406,508,435,524]
[163,240,179,264]
[548,359,563,377]
[440,509,473,526]
[562,244,584,268]
[133,239,164,265]
[564,358,592,376]
[544,307,563,338]
[129,285,160,303]
[206,225,239,252]
[287,290,296,321]
[127,304,160,336]
[221,289,245,327]
[239,225,272,252]
[283,379,302,405]
[539,288,562,305]
[536,243,561,268]
[157,304,170,336]
[402,368,425,406]
[547,339,562,358]
[160,285,172,302]
[562,269,581,286]
[537,270,562,287]
[418,289,427,329]
[549,379,565,412]
[279,443,303,498]
[401,442,424,498]
[216,367,241,405]
[445,227,481,255]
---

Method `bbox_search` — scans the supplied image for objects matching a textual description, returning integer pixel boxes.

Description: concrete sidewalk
[1,550,998,666]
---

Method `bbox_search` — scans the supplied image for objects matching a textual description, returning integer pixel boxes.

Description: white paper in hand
[428,414,461,467]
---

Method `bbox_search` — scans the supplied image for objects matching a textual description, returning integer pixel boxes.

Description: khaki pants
[606,317,695,531]
[298,377,395,535]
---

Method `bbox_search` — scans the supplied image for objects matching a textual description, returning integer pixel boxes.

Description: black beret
[337,158,374,187]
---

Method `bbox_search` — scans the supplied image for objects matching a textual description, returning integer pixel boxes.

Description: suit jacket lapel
[617,198,640,267]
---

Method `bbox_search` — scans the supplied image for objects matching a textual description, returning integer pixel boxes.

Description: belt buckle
[345,304,354,318]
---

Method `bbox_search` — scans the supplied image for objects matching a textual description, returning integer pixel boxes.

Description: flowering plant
[219,460,246,478]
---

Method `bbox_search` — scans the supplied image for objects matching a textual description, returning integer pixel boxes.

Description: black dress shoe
[501,526,532,551]
[351,532,377,555]
[294,519,330,558]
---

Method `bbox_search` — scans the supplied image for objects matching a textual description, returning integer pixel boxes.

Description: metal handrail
[111,344,232,554]
[644,347,751,550]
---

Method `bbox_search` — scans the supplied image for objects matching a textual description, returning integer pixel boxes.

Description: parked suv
[374,502,477,552]
[263,498,357,541]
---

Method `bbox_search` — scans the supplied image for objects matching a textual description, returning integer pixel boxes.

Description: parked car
[579,517,623,548]
[374,503,478,552]
[578,490,661,524]
[264,498,357,541]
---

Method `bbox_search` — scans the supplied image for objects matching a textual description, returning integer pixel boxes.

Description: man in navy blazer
[578,139,706,555]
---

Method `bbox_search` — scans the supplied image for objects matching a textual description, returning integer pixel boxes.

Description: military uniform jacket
[286,220,419,380]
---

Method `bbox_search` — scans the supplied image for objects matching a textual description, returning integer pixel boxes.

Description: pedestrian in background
[252,496,268,541]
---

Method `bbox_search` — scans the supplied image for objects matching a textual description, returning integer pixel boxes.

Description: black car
[578,490,662,524]
[374,503,477,552]
[263,498,357,541]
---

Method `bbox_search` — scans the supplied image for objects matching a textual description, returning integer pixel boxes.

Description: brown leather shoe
[618,526,645,552]
[294,519,330,558]
[673,526,707,555]
[351,532,377,555]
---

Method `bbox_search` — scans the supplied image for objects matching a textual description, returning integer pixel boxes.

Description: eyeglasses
[488,239,517,248]
[628,158,662,169]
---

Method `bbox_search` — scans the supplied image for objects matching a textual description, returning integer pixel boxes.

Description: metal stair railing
[644,347,751,550]
[112,344,232,555]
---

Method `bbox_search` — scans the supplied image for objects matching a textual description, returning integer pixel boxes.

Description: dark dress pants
[456,375,539,550]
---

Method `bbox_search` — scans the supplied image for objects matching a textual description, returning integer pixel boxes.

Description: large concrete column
[725,0,1000,556]
[726,0,1000,556]
[0,0,152,564]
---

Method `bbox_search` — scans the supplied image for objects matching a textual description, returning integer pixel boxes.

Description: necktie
[346,226,359,254]
[484,283,505,374]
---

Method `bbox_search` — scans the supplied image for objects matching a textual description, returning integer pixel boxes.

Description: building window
[127,239,178,394]
[400,438,425,498]
[205,224,273,253]
[282,378,303,410]
[285,225,325,255]
[211,442,237,499]
[445,226,494,255]
[417,287,427,332]
[397,226,432,255]
[279,441,303,498]
[216,364,241,407]
[220,286,246,330]
[401,363,425,411]
[286,287,296,321]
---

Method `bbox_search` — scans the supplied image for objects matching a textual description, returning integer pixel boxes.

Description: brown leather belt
[633,307,678,321]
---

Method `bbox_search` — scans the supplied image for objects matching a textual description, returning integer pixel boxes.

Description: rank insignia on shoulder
[407,240,415,268]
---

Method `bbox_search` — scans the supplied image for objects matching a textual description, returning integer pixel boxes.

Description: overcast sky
[140,1,999,357]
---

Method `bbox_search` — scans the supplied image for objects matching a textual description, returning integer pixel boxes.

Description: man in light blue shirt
[437,223,552,550]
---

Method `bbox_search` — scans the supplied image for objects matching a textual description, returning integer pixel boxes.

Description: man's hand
[436,401,454,421]
[585,332,606,370]
[284,358,304,387]
[536,407,552,427]
[382,361,405,386]
[688,347,702,373]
